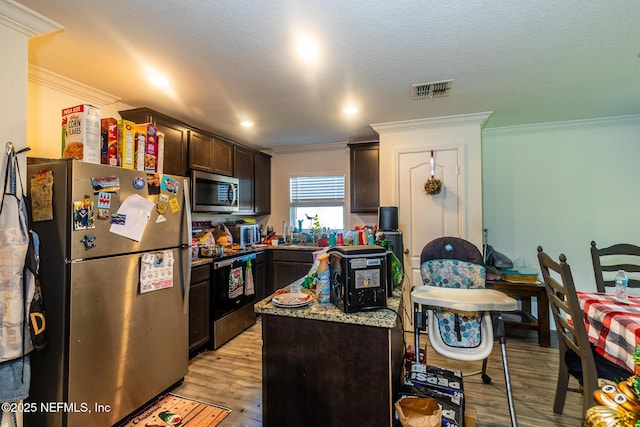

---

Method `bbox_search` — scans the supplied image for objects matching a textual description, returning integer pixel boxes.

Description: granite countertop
[254,280,402,329]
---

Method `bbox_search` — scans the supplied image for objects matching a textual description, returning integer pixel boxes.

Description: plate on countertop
[272,292,312,308]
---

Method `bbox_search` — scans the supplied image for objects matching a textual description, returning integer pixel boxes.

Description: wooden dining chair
[537,246,598,416]
[590,241,640,293]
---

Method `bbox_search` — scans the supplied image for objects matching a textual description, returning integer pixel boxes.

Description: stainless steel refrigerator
[25,159,191,426]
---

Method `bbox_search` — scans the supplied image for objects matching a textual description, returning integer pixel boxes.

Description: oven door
[211,253,256,320]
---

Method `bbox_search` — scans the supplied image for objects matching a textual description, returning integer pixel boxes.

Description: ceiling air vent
[411,79,453,100]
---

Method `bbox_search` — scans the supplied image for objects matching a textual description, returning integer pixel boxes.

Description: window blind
[290,175,345,206]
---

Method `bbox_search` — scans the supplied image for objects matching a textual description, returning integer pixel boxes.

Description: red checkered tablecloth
[577,291,640,373]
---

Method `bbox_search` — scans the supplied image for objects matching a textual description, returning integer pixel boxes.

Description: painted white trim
[0,0,62,36]
[483,114,640,135]
[28,65,122,106]
[371,112,493,134]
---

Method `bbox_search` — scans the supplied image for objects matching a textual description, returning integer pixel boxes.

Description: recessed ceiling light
[240,120,254,128]
[343,106,358,115]
[297,38,318,60]
[149,73,170,88]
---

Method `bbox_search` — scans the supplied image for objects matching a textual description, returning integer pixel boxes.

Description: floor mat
[121,393,231,426]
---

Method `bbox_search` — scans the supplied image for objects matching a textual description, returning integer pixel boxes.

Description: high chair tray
[411,285,518,311]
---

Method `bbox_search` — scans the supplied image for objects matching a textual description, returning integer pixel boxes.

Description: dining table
[577,291,640,373]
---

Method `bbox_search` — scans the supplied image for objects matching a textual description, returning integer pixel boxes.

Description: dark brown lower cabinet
[268,249,314,296]
[189,264,211,355]
[261,314,403,427]
[253,251,267,305]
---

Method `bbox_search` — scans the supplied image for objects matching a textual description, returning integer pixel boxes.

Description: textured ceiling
[18,0,640,149]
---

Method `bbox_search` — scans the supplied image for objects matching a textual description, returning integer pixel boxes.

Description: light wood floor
[173,319,584,427]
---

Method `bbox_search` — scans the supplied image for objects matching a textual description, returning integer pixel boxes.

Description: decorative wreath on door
[424,150,442,196]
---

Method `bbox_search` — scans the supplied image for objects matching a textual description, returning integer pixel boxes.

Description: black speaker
[378,206,398,231]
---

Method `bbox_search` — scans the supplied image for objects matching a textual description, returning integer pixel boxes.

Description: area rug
[121,393,231,426]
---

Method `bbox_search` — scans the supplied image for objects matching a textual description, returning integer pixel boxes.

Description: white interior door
[398,148,463,326]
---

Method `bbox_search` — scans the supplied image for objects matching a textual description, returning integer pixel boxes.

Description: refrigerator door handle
[183,178,193,246]
[181,247,191,315]
[182,177,192,313]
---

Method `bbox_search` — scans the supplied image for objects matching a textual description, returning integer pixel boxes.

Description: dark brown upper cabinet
[254,151,271,215]
[119,107,189,177]
[233,146,271,215]
[189,131,234,176]
[349,141,379,213]
[233,145,255,214]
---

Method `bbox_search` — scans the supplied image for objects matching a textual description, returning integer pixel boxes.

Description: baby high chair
[411,237,518,426]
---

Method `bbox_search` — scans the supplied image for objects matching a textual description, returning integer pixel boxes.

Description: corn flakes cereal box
[62,104,101,163]
[134,123,157,172]
[118,120,135,169]
[156,131,164,175]
[101,118,119,166]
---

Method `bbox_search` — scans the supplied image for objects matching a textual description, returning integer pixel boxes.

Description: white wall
[0,24,28,146]
[268,143,377,234]
[27,66,134,159]
[375,114,488,249]
[0,20,29,187]
[482,115,640,292]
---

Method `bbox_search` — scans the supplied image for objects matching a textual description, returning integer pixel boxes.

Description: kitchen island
[254,288,404,427]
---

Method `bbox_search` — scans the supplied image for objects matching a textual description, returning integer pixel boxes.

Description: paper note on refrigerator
[109,194,154,241]
[139,250,174,293]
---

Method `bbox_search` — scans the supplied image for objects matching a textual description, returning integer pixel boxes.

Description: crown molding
[0,0,62,36]
[371,112,493,134]
[270,141,347,154]
[29,65,122,106]
[483,114,640,135]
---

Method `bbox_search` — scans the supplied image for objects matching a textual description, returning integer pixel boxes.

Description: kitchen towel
[245,260,255,296]
[228,266,244,299]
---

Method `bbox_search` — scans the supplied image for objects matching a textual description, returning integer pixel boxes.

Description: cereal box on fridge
[100,118,119,166]
[62,104,101,163]
[118,120,135,169]
[134,123,157,172]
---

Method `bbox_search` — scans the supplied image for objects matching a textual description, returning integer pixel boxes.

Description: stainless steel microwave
[191,170,239,212]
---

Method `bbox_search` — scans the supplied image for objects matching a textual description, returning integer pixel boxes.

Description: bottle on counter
[381,240,403,289]
[615,269,629,299]
[316,253,331,304]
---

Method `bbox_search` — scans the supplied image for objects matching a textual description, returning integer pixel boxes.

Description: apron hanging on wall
[0,143,34,412]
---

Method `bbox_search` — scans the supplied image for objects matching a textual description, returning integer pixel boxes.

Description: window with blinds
[290,175,345,206]
[290,175,345,230]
